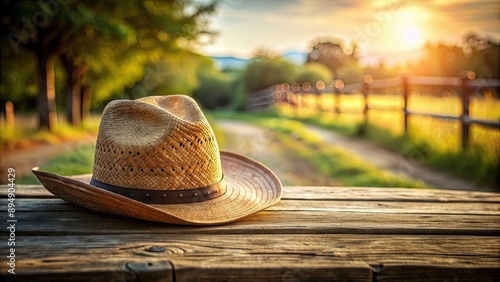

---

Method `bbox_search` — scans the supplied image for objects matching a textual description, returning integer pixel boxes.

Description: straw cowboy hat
[33,95,282,225]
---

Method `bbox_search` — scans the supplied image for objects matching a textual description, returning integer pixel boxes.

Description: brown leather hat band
[90,175,227,204]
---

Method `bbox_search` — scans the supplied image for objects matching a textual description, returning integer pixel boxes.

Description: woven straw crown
[92,95,222,191]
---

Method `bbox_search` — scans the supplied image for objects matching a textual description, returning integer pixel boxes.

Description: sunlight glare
[403,27,421,45]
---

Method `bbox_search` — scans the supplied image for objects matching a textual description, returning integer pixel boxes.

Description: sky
[197,0,500,65]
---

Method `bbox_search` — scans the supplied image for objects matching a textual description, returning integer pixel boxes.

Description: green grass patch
[18,144,96,184]
[215,111,428,188]
[0,114,101,151]
[256,117,428,188]
[282,110,499,189]
[354,118,497,188]
[212,108,281,121]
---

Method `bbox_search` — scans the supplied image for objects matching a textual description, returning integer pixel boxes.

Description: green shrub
[226,76,248,111]
[193,71,232,110]
[295,63,332,85]
[243,58,298,92]
[337,61,365,84]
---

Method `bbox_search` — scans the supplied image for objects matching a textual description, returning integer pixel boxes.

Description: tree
[136,51,205,99]
[462,32,499,78]
[408,32,499,78]
[60,53,87,126]
[1,1,133,130]
[243,58,298,92]
[305,38,359,78]
[1,1,58,130]
[193,56,234,109]
[0,42,38,111]
[296,63,332,85]
[88,0,217,106]
[1,0,217,129]
[252,46,279,60]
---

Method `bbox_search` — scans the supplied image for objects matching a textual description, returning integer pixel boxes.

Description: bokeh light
[316,80,326,91]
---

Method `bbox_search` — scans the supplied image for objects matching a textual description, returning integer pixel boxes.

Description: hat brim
[32,151,283,226]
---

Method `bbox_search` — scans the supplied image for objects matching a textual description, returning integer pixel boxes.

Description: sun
[403,27,421,45]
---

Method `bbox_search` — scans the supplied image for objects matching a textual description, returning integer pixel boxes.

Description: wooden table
[1,184,499,281]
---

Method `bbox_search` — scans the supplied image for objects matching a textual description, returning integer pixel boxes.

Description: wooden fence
[248,72,500,151]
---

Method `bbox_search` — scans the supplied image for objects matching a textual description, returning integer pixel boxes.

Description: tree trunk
[68,78,81,126]
[37,50,57,131]
[61,54,81,127]
[80,84,91,122]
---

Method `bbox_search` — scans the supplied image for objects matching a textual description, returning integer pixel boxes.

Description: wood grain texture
[1,184,499,281]
[283,186,500,203]
[3,198,500,215]
[1,200,498,236]
[0,234,498,281]
[3,185,500,202]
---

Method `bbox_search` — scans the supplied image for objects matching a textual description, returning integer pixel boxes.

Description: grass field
[0,114,102,151]
[214,111,428,187]
[256,117,428,188]
[278,92,500,187]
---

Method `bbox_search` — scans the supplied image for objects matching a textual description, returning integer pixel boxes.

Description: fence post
[290,82,300,117]
[362,75,372,126]
[333,79,344,116]
[460,72,473,151]
[315,88,321,112]
[402,76,409,134]
[5,101,14,128]
[334,87,340,116]
[315,81,326,112]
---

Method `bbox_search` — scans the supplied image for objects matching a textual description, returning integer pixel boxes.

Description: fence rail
[248,73,500,151]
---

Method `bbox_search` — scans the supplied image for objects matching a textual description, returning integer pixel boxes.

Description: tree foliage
[1,0,138,129]
[0,45,37,111]
[243,58,298,92]
[129,51,209,100]
[1,0,216,130]
[305,38,359,78]
[410,33,499,78]
[296,63,332,85]
[192,57,234,110]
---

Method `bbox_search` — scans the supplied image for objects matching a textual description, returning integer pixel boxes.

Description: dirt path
[217,120,340,186]
[218,119,492,192]
[303,125,491,191]
[0,133,97,183]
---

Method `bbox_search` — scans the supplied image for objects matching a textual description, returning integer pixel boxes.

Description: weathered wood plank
[0,184,55,198]
[1,259,173,282]
[375,265,500,282]
[3,234,499,265]
[1,184,499,281]
[0,198,78,212]
[4,257,370,282]
[271,200,500,215]
[3,198,500,215]
[172,262,371,282]
[2,185,500,202]
[1,234,498,281]
[2,209,499,236]
[284,186,500,203]
[374,264,500,282]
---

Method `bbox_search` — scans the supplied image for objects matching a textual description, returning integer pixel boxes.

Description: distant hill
[282,51,308,65]
[210,56,250,70]
[211,51,308,70]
